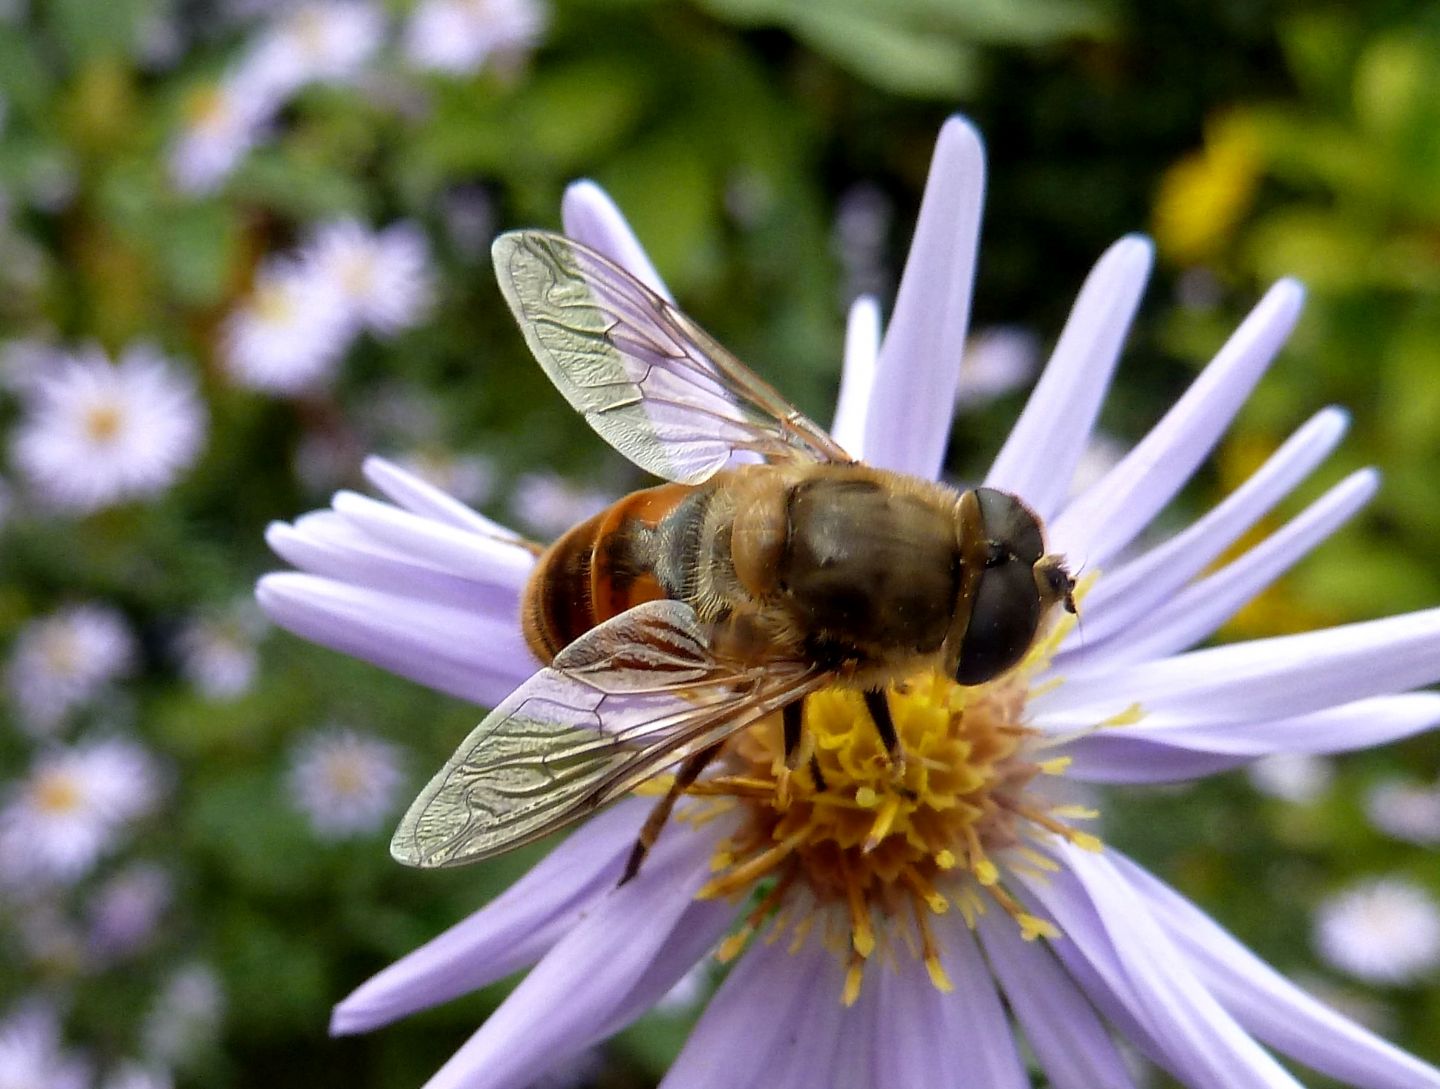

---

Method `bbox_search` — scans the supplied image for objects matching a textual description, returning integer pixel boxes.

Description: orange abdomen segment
[520,483,694,662]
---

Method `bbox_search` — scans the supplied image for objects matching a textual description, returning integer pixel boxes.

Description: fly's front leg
[863,689,906,779]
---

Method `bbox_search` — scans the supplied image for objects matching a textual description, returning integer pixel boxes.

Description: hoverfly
[391,231,1076,881]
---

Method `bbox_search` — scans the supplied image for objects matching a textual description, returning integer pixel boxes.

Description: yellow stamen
[842,954,865,1007]
[696,827,808,900]
[862,794,902,853]
[682,636,1100,1000]
[912,900,954,994]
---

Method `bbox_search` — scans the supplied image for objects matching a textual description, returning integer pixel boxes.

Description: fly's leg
[776,700,812,809]
[620,743,723,886]
[863,689,907,780]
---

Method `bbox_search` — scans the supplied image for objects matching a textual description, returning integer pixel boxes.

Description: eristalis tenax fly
[391,230,1076,881]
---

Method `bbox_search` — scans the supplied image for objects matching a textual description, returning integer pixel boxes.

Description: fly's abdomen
[521,483,695,662]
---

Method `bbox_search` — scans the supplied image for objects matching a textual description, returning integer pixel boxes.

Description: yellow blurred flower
[1153,113,1262,266]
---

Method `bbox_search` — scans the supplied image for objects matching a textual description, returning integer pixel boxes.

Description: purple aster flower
[258,117,1440,1089]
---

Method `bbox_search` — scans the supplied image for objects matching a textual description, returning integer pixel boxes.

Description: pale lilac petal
[758,948,850,1089]
[868,926,1025,1089]
[423,827,723,1089]
[833,969,883,1089]
[589,896,735,1041]
[831,295,881,456]
[330,491,535,589]
[985,235,1153,521]
[976,909,1138,1089]
[256,573,537,706]
[1063,469,1377,671]
[1113,853,1440,1089]
[1015,883,1180,1078]
[661,941,833,1089]
[560,180,672,301]
[1060,407,1349,650]
[868,958,944,1087]
[265,519,520,617]
[1034,607,1440,728]
[1058,739,1247,783]
[331,799,647,1034]
[863,116,984,479]
[1061,694,1440,783]
[928,918,1030,1089]
[1049,280,1305,569]
[364,456,524,541]
[1027,848,1303,1088]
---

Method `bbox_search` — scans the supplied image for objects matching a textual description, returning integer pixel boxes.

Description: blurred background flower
[0,0,1437,1086]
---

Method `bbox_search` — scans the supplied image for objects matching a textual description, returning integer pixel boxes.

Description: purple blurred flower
[259,119,1440,1089]
[0,1002,90,1089]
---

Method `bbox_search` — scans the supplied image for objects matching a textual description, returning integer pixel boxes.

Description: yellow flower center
[183,85,230,132]
[83,403,124,445]
[40,630,80,676]
[325,755,367,797]
[679,612,1103,1004]
[254,280,296,326]
[32,769,82,815]
[338,253,375,300]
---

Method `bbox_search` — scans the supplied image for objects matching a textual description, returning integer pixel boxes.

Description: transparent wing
[492,230,853,484]
[391,601,827,868]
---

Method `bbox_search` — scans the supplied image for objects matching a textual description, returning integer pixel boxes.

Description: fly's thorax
[769,465,964,665]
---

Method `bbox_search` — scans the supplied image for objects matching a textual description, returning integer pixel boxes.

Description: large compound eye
[953,488,1046,686]
[973,487,1044,564]
[954,556,1041,684]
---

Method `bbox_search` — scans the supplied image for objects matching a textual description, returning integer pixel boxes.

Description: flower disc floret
[694,621,1094,1004]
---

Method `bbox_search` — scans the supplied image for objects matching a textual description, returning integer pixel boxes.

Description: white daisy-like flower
[0,336,65,394]
[11,344,206,513]
[1315,877,1440,985]
[440,184,495,261]
[287,727,405,839]
[260,121,1440,1089]
[833,181,893,302]
[1246,751,1335,804]
[7,604,136,735]
[222,257,351,393]
[955,325,1040,407]
[176,605,264,701]
[0,1003,90,1089]
[168,79,271,195]
[1364,778,1440,846]
[87,862,173,961]
[101,1062,173,1089]
[142,963,224,1068]
[403,0,546,75]
[509,471,610,538]
[301,219,435,337]
[246,0,384,95]
[0,737,164,887]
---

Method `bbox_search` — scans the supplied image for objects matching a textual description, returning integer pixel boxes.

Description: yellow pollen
[685,621,1102,1002]
[842,957,864,1007]
[1101,703,1146,728]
